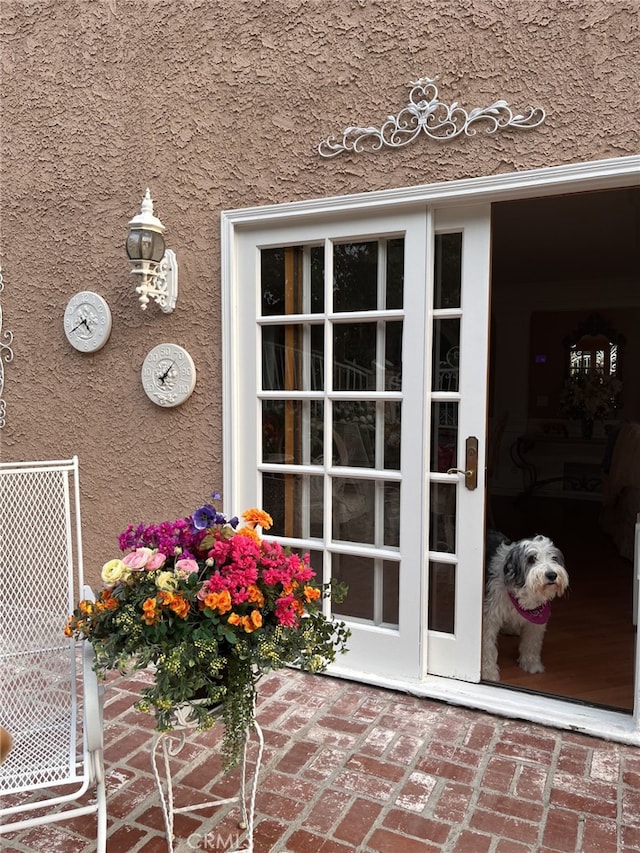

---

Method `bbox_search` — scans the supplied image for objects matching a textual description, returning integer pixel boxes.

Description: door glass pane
[262,324,324,391]
[333,324,376,390]
[385,321,403,390]
[434,233,462,309]
[310,246,325,313]
[428,561,455,633]
[262,400,323,464]
[384,481,400,547]
[261,246,324,315]
[431,403,458,472]
[332,554,399,627]
[333,404,375,468]
[386,238,404,309]
[262,472,324,538]
[429,482,456,554]
[334,241,377,312]
[384,402,402,470]
[432,318,460,392]
[332,477,373,543]
[382,560,399,624]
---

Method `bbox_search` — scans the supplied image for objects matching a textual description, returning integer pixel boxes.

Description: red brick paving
[3,668,640,852]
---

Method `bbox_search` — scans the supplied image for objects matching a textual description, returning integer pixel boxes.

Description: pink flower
[175,558,199,576]
[275,595,300,628]
[146,551,167,571]
[122,547,154,570]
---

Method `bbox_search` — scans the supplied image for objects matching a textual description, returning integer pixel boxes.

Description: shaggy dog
[482,530,569,682]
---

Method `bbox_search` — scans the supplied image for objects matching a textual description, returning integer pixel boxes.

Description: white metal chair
[0,457,106,851]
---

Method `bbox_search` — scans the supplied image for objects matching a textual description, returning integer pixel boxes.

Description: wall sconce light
[126,189,178,312]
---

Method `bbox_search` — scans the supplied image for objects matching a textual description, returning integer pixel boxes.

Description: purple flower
[192,504,218,530]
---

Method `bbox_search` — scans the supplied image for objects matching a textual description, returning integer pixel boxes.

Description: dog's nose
[545,570,557,582]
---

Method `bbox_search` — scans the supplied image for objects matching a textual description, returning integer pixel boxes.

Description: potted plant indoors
[66,494,350,767]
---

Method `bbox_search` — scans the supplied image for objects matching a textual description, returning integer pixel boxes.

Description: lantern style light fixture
[126,189,178,312]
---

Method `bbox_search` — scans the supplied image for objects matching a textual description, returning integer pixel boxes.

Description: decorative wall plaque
[0,266,14,429]
[318,76,545,158]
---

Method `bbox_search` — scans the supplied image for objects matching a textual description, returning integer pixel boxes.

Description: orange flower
[241,508,273,530]
[100,589,119,611]
[204,590,232,614]
[236,526,261,543]
[227,613,242,627]
[304,585,321,603]
[79,599,94,616]
[142,598,159,626]
[247,585,265,607]
[249,609,263,630]
[169,594,190,619]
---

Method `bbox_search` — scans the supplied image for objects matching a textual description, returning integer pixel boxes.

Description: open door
[425,205,491,681]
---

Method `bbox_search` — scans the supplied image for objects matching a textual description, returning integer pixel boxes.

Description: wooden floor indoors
[489,495,636,711]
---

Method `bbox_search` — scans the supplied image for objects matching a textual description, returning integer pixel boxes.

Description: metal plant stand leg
[151,720,264,853]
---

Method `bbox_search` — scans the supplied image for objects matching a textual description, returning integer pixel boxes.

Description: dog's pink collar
[508,593,551,624]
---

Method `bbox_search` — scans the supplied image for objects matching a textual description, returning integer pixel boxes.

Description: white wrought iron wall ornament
[0,266,15,429]
[318,76,546,158]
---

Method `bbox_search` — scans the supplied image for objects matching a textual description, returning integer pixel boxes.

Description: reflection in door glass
[386,238,405,309]
[384,481,401,547]
[429,482,456,554]
[334,242,378,312]
[428,561,455,633]
[434,233,462,309]
[432,318,460,392]
[262,325,324,391]
[333,324,376,390]
[262,400,324,464]
[332,478,373,544]
[262,472,324,539]
[260,246,324,315]
[430,402,458,473]
[333,403,376,468]
[332,554,399,626]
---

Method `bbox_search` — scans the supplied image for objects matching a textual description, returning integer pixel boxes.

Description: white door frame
[222,154,640,746]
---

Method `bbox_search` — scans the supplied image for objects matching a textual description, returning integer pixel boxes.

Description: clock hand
[158,361,175,385]
[71,318,90,333]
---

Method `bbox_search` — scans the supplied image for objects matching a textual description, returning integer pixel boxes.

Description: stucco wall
[1,0,638,582]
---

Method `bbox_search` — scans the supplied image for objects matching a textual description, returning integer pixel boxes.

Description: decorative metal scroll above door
[0,266,15,429]
[318,76,545,158]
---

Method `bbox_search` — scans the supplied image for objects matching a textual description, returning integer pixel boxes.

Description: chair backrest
[0,458,106,850]
[0,458,85,794]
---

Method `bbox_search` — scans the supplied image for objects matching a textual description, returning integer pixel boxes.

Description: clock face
[64,291,112,352]
[141,343,196,407]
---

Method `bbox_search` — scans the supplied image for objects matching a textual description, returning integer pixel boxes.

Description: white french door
[225,203,491,686]
[425,205,491,681]
[229,210,429,682]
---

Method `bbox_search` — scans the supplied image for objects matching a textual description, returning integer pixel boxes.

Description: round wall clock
[141,343,196,407]
[63,291,112,352]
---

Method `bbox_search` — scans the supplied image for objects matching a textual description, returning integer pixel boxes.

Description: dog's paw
[518,657,545,674]
[482,666,500,682]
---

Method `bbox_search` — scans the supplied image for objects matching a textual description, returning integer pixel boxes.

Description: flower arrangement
[66,495,350,766]
[559,371,622,422]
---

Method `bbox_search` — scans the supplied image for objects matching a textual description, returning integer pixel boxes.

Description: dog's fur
[482,531,569,682]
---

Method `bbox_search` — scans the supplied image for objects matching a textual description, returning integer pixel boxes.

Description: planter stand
[151,709,264,853]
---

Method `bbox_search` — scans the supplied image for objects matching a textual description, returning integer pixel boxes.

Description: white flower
[101,559,131,585]
[155,571,178,592]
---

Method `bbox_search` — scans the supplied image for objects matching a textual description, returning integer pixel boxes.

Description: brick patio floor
[4,667,640,852]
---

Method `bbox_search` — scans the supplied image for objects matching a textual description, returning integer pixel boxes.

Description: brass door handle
[447,437,478,490]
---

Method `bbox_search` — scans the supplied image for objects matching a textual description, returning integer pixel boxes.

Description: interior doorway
[486,187,640,712]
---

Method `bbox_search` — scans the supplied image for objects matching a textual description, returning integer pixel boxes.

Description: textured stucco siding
[0,0,638,581]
